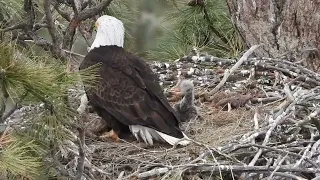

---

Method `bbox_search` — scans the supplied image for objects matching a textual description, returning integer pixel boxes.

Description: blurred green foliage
[104,0,244,61]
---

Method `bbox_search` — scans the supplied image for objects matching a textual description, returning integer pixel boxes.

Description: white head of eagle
[90,15,125,50]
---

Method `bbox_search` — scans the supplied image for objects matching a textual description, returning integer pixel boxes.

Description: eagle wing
[80,46,183,138]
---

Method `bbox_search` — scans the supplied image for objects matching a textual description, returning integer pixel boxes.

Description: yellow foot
[99,129,120,142]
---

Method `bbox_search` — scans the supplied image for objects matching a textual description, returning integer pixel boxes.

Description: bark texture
[227,0,320,69]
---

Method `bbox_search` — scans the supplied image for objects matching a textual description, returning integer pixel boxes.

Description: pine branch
[0,78,9,119]
[201,2,230,45]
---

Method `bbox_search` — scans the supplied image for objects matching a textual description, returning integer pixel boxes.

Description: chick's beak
[171,87,182,96]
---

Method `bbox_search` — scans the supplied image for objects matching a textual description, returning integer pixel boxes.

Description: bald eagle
[78,15,190,146]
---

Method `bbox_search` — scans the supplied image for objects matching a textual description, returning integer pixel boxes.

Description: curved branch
[77,0,113,21]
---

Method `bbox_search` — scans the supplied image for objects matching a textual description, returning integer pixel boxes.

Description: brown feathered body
[79,45,184,141]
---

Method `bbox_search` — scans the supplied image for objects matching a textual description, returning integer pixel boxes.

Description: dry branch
[132,164,320,179]
[1,0,114,63]
[208,44,261,95]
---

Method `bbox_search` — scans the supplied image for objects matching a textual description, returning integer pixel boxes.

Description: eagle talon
[99,129,120,142]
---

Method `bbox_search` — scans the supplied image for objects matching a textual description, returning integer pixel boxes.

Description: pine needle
[146,0,244,60]
[0,135,45,179]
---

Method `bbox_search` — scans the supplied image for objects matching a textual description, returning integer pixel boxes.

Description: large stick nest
[12,46,320,179]
[64,47,320,180]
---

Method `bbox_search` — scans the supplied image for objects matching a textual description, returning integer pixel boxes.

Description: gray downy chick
[173,79,198,123]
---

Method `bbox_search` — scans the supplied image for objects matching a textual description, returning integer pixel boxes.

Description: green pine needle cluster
[146,0,244,60]
[0,0,23,25]
[0,135,45,179]
[0,42,99,179]
[0,0,43,28]
[104,0,140,52]
[0,42,98,101]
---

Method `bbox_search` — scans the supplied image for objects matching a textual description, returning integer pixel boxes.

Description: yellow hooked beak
[94,22,99,31]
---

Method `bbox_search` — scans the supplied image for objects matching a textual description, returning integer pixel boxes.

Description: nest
[49,46,320,179]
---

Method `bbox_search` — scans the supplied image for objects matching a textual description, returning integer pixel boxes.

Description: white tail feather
[156,131,190,146]
[142,128,153,145]
[129,125,190,146]
[129,125,140,141]
[77,94,89,114]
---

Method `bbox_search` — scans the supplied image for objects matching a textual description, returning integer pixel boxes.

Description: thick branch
[62,0,114,50]
[44,0,62,51]
[136,164,320,179]
[77,0,113,21]
[24,0,35,27]
[53,2,71,21]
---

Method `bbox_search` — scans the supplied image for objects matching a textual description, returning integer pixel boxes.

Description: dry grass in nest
[182,105,254,147]
[82,104,256,178]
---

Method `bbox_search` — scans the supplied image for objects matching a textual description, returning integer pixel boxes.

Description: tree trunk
[226,0,320,70]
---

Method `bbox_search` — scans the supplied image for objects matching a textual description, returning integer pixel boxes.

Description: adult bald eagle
[78,15,190,146]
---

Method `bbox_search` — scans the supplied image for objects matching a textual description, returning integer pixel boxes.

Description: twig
[137,167,169,179]
[308,109,320,133]
[1,92,28,123]
[310,139,320,159]
[263,172,307,180]
[294,130,314,168]
[75,127,86,180]
[0,77,9,118]
[252,108,259,144]
[209,44,261,96]
[284,83,295,102]
[133,164,320,179]
[63,49,85,58]
[268,154,288,180]
[249,144,320,168]
[248,109,293,166]
[71,0,82,16]
[202,3,229,48]
[189,138,242,164]
[63,0,114,51]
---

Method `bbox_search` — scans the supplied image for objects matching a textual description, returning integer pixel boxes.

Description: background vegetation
[106,0,244,60]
